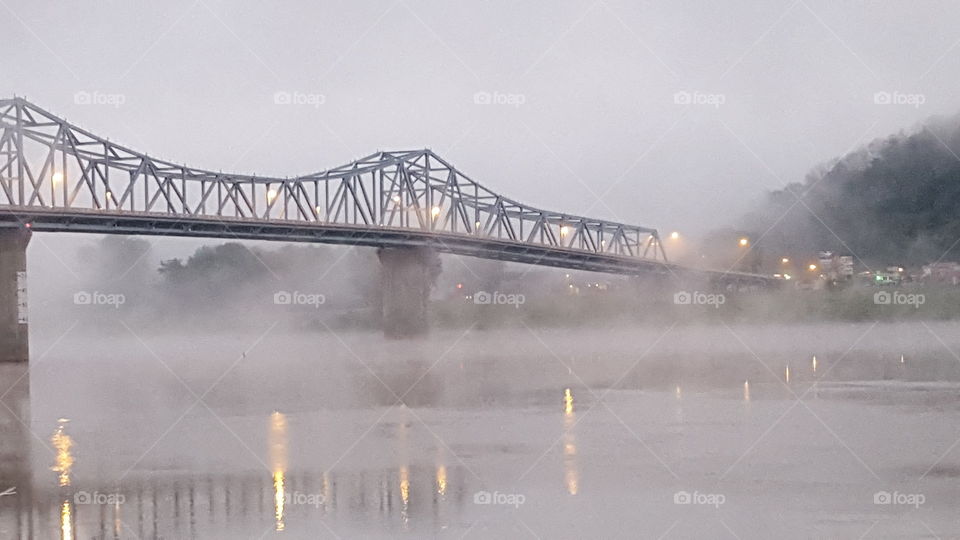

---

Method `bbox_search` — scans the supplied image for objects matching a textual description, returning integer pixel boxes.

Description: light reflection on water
[562,388,579,496]
[58,499,72,540]
[435,464,446,498]
[50,419,74,540]
[50,420,72,488]
[270,411,287,532]
[7,337,960,538]
[9,420,473,539]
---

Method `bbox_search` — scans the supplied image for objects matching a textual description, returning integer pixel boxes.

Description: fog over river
[2,322,959,539]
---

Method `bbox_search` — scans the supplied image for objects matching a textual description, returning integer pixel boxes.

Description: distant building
[815,251,854,282]
[922,262,960,285]
[838,256,854,278]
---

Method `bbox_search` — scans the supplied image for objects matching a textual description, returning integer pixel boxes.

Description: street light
[738,237,749,247]
[808,264,817,271]
[670,231,679,240]
[781,257,789,264]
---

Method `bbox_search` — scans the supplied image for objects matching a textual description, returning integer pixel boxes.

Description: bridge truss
[0,97,672,273]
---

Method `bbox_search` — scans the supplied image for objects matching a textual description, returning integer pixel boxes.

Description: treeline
[69,236,381,329]
[740,113,960,266]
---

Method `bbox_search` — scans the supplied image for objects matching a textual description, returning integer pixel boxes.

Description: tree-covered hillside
[743,115,960,266]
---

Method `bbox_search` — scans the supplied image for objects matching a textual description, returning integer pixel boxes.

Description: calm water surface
[2,322,960,539]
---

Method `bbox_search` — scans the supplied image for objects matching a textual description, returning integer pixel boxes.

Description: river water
[2,321,960,539]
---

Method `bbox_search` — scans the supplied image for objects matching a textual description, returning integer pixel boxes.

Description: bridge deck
[0,207,771,284]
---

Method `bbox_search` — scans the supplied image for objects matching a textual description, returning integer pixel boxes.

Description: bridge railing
[0,98,667,261]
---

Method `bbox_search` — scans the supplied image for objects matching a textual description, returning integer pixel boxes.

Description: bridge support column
[377,247,440,338]
[0,229,29,363]
[0,363,31,534]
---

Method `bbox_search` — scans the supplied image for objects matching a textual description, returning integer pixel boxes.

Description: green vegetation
[742,114,960,267]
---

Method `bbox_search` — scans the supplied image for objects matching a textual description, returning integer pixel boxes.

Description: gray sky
[3,0,960,238]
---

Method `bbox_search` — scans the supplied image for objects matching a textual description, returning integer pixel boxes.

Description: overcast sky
[4,0,960,240]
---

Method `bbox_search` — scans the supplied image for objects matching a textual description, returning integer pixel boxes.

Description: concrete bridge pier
[0,363,32,536]
[377,247,441,338]
[0,229,29,363]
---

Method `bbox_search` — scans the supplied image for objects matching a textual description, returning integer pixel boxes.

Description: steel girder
[0,98,780,285]
[0,98,670,266]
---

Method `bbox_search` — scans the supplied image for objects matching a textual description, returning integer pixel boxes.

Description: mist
[5,1,960,538]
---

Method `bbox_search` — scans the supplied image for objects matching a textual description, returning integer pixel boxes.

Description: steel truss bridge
[0,97,767,281]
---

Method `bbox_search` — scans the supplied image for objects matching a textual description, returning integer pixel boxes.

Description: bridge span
[0,98,770,358]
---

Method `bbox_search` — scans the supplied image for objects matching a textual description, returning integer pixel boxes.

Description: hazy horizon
[4,0,960,236]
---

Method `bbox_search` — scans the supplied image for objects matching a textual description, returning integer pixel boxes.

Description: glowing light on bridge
[670,231,680,240]
[743,380,750,402]
[267,189,278,203]
[781,257,789,264]
[808,264,817,271]
[431,205,441,218]
[52,172,63,185]
[560,225,570,238]
[812,355,817,373]
[785,365,790,383]
[738,237,749,247]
